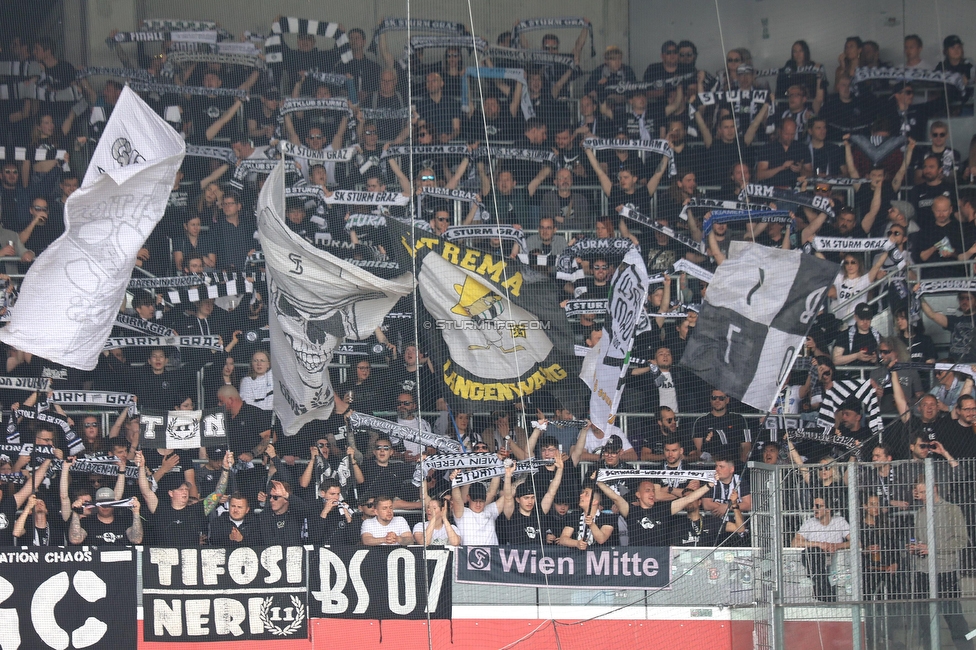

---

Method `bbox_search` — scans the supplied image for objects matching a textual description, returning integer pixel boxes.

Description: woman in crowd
[24,112,68,196]
[776,40,827,99]
[413,495,461,545]
[828,253,886,325]
[195,181,224,225]
[172,214,217,274]
[239,350,274,411]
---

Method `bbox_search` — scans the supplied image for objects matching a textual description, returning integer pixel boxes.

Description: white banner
[257,164,413,435]
[0,87,184,370]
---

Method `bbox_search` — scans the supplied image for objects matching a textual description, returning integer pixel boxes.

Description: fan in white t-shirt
[360,496,413,545]
[450,469,510,546]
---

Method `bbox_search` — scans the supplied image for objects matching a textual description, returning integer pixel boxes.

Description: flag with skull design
[257,164,414,435]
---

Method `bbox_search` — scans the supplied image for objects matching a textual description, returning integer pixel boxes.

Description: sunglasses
[270,495,288,501]
[710,395,728,401]
[727,58,741,63]
[31,205,48,212]
[421,175,436,181]
[84,423,99,428]
[842,260,858,265]
[878,348,892,354]
[375,445,392,450]
[363,501,376,507]
[592,265,609,270]
[889,231,904,236]
[398,400,415,405]
[815,184,830,193]
[308,134,325,139]
[932,132,947,137]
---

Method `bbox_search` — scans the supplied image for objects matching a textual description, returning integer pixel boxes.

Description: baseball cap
[603,435,624,452]
[468,483,488,502]
[854,302,876,320]
[95,487,116,503]
[889,200,916,223]
[515,482,535,498]
[944,35,963,50]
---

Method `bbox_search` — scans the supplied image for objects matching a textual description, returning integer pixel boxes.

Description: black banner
[0,546,136,648]
[143,545,308,641]
[139,409,228,449]
[455,545,670,590]
[310,546,453,619]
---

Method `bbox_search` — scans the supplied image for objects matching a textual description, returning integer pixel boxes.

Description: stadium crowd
[2,18,976,620]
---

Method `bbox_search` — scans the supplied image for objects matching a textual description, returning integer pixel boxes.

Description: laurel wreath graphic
[259,595,305,636]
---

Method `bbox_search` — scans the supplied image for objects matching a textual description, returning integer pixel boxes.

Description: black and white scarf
[140,18,220,32]
[419,186,489,222]
[851,66,965,93]
[185,144,238,164]
[813,237,891,252]
[679,197,772,222]
[752,64,827,79]
[50,391,137,407]
[0,147,66,162]
[481,146,558,165]
[565,298,608,316]
[159,276,254,305]
[400,36,488,68]
[915,278,976,296]
[443,225,527,249]
[671,259,715,284]
[13,409,83,456]
[484,45,577,69]
[114,313,173,337]
[0,83,83,102]
[795,177,866,188]
[0,377,51,392]
[698,89,769,106]
[360,106,411,120]
[279,97,352,117]
[303,68,356,90]
[103,335,224,351]
[368,18,468,53]
[0,61,44,78]
[786,427,860,450]
[166,49,265,70]
[850,134,907,165]
[611,73,696,95]
[554,237,640,281]
[702,209,793,238]
[582,138,675,175]
[462,67,534,120]
[128,272,248,290]
[381,144,469,160]
[127,81,249,99]
[265,17,353,81]
[739,184,836,218]
[511,17,595,57]
[325,190,410,206]
[231,159,298,188]
[618,205,706,254]
[111,30,218,44]
[596,468,716,483]
[279,141,358,162]
[75,67,151,81]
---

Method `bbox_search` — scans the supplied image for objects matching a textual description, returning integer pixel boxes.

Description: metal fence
[750,457,976,650]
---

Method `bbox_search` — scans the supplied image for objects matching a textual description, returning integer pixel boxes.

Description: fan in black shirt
[598,478,713,546]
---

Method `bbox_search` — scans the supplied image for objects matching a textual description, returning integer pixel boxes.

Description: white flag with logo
[681,242,838,410]
[257,163,413,435]
[0,87,185,370]
[581,247,649,436]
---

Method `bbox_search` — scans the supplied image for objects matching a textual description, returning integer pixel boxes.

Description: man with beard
[209,493,262,547]
[308,478,358,545]
[693,389,751,464]
[539,168,591,231]
[217,385,272,464]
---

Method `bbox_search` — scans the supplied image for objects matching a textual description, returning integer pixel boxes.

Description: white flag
[257,163,413,435]
[581,247,649,437]
[0,87,184,370]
